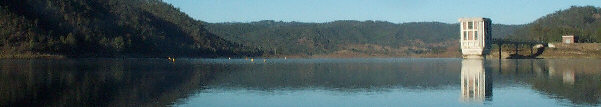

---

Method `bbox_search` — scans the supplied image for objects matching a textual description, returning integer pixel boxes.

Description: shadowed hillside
[0,0,262,58]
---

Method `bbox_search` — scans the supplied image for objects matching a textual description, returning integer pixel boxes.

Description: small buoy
[263,59,266,62]
[250,58,254,62]
[284,57,287,59]
[228,57,231,60]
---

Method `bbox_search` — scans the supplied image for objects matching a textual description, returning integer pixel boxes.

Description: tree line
[510,6,601,43]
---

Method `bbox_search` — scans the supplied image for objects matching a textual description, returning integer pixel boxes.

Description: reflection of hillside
[528,59,601,105]
[0,59,217,106]
[206,59,461,91]
[491,59,601,105]
[4,59,600,106]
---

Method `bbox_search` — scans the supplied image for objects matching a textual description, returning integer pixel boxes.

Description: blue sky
[163,0,601,25]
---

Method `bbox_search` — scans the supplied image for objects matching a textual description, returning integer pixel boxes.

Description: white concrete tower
[459,17,492,59]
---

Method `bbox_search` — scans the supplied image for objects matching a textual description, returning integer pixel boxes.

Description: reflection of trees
[4,59,600,106]
[493,59,601,105]
[528,60,601,105]
[206,59,462,91]
[0,59,217,106]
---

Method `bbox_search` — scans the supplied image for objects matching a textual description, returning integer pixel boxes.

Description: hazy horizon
[163,0,601,25]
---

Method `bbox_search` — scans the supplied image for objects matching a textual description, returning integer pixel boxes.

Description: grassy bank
[539,43,601,58]
[487,43,601,59]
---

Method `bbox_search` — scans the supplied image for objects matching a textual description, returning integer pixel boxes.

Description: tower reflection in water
[460,59,492,103]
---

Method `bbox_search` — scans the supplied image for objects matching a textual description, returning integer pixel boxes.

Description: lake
[1,58,600,106]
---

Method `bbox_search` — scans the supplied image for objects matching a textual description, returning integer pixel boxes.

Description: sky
[163,0,601,25]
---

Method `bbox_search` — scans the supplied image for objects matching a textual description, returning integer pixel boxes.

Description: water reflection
[202,59,461,90]
[461,60,484,102]
[526,59,601,105]
[1,59,601,106]
[460,59,492,103]
[0,59,215,106]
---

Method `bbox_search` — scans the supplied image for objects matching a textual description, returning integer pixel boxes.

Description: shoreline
[2,43,599,59]
[1,54,599,59]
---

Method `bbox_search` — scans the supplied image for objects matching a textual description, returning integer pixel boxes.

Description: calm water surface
[1,58,600,106]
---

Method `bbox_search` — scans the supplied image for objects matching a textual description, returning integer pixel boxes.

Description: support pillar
[498,44,502,59]
[514,44,518,54]
[530,44,533,56]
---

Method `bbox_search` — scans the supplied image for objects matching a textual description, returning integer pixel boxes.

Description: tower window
[468,22,473,29]
[468,31,473,40]
[475,31,478,40]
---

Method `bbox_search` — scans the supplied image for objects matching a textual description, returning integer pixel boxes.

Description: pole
[514,44,518,54]
[498,44,502,59]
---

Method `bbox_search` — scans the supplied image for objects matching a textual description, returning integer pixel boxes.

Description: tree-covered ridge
[207,20,520,56]
[0,0,261,58]
[511,6,601,42]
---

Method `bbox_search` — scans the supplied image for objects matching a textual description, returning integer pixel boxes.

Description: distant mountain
[510,6,601,42]
[0,0,261,58]
[207,20,521,57]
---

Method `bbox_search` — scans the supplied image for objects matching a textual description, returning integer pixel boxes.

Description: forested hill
[510,6,601,42]
[205,6,601,57]
[0,0,261,58]
[207,20,520,57]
